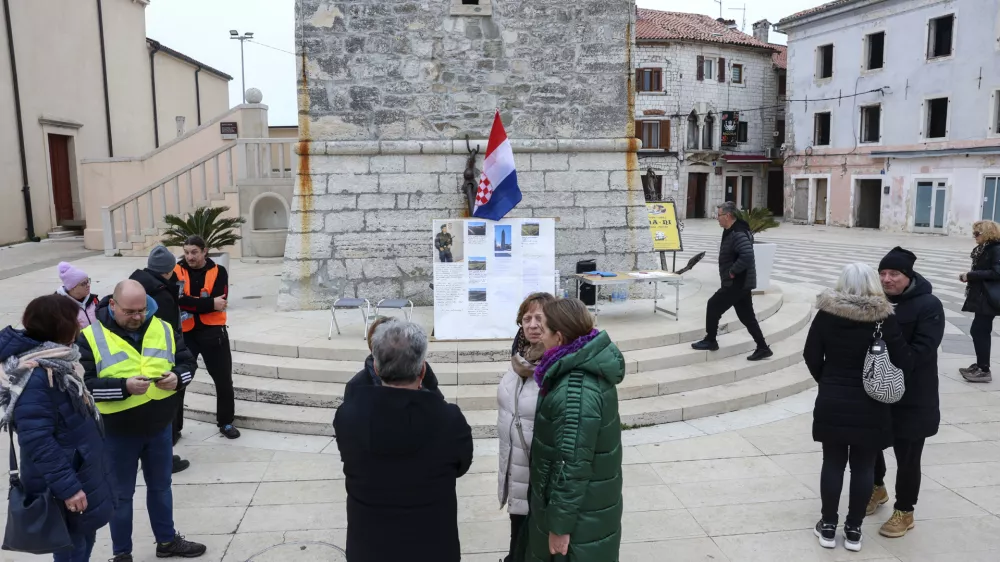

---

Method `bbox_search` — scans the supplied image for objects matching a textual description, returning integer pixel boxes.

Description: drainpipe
[194,66,202,126]
[3,0,39,241]
[96,0,113,156]
[149,40,161,148]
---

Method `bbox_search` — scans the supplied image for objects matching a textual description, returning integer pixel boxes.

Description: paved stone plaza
[1,222,998,561]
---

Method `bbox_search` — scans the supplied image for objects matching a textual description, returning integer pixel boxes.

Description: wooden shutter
[718,57,726,82]
[660,120,671,151]
[696,55,704,81]
[635,69,643,91]
[633,119,640,139]
[656,69,663,91]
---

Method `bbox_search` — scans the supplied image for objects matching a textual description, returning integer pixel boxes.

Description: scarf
[511,329,545,379]
[0,342,100,433]
[533,329,600,396]
[968,244,987,298]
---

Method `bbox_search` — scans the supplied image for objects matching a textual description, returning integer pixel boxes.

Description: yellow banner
[646,202,682,252]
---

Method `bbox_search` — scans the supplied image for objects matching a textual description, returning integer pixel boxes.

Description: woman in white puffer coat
[497,292,555,562]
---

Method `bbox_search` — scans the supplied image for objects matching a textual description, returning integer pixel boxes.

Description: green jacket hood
[542,331,625,388]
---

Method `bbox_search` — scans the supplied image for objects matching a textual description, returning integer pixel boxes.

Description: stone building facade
[282,0,654,309]
[634,10,784,220]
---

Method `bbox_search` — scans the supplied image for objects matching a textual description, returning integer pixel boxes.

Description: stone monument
[281,0,655,309]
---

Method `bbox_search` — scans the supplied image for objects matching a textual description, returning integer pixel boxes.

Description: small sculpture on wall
[462,135,481,215]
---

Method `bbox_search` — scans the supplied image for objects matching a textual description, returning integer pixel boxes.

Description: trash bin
[576,259,596,305]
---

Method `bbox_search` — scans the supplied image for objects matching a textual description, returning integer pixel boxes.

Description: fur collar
[815,290,894,323]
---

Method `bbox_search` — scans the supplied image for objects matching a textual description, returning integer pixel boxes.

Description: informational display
[432,218,556,340]
[646,201,682,252]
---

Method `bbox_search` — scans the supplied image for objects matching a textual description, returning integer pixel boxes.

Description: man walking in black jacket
[79,280,206,560]
[870,247,945,538]
[131,245,190,473]
[693,202,772,361]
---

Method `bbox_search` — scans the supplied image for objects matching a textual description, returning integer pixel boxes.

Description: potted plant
[162,206,246,271]
[735,207,780,291]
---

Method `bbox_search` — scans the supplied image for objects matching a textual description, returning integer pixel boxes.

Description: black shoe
[844,524,863,552]
[111,554,133,562]
[747,346,773,361]
[691,339,720,351]
[220,424,241,439]
[156,534,207,558]
[172,455,190,474]
[814,520,836,549]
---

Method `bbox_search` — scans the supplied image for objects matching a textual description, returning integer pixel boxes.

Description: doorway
[814,178,828,224]
[854,179,882,228]
[793,179,809,220]
[740,176,753,209]
[724,176,738,203]
[767,170,784,216]
[48,134,74,223]
[914,180,948,232]
[686,173,708,218]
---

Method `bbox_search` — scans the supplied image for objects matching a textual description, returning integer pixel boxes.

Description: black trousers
[706,287,767,347]
[970,313,995,370]
[184,328,235,427]
[874,438,926,512]
[821,442,878,527]
[172,387,185,445]
[504,514,527,562]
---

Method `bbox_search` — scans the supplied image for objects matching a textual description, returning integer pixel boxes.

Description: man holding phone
[79,280,205,560]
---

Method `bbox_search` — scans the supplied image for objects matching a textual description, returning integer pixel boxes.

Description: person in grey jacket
[692,201,772,361]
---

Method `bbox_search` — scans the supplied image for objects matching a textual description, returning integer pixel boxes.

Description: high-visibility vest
[81,319,177,415]
[173,263,227,333]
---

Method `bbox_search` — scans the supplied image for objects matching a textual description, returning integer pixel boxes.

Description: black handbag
[2,429,73,554]
[983,280,1000,311]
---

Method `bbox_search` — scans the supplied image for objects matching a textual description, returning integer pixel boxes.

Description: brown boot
[879,509,915,538]
[866,485,888,516]
[962,365,993,383]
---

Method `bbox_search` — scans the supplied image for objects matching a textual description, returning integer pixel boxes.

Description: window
[778,74,787,96]
[984,176,1000,221]
[993,90,1000,134]
[737,121,749,143]
[865,31,885,70]
[860,105,881,143]
[731,63,744,84]
[642,173,663,202]
[775,119,785,148]
[450,0,491,16]
[914,180,947,231]
[927,14,954,59]
[639,120,671,151]
[637,68,662,92]
[817,44,834,79]
[925,97,949,138]
[687,111,699,149]
[702,113,715,150]
[703,58,715,80]
[814,112,831,145]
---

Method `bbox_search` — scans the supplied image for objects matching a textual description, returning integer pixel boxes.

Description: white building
[634,9,785,219]
[776,0,1000,236]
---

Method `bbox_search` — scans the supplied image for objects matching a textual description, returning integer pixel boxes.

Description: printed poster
[646,201,682,252]
[721,110,739,148]
[432,218,556,340]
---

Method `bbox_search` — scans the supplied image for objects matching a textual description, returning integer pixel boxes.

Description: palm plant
[735,207,780,236]
[161,206,245,251]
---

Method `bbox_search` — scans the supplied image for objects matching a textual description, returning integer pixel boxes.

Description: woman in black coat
[959,220,1000,383]
[804,263,912,553]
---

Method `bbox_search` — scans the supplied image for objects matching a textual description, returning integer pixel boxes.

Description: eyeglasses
[118,307,147,318]
[974,231,982,237]
[75,278,91,288]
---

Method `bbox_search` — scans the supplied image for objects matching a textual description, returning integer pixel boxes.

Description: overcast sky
[145,0,818,127]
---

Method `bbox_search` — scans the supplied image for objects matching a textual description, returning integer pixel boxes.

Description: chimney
[753,19,771,43]
[716,18,738,30]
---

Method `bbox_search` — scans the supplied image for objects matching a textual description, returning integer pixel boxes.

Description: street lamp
[230,30,254,103]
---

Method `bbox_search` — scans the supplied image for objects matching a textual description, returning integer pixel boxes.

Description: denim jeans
[52,530,96,562]
[106,425,176,554]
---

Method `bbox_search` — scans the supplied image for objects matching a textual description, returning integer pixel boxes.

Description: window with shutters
[924,97,949,139]
[702,58,715,80]
[638,120,671,151]
[737,121,748,143]
[731,64,743,84]
[637,68,662,93]
[816,44,834,79]
[814,112,831,146]
[927,14,954,59]
[702,112,715,150]
[778,73,787,97]
[865,32,885,70]
[860,104,881,143]
[687,111,699,149]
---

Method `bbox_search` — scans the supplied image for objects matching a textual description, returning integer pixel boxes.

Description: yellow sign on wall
[646,202,682,252]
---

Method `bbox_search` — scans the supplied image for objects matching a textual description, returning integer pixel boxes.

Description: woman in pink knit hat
[56,261,99,328]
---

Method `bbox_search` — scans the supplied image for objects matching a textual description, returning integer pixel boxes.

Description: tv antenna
[729,4,746,31]
[713,0,723,18]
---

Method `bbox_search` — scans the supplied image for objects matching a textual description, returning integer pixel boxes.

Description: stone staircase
[182,285,817,438]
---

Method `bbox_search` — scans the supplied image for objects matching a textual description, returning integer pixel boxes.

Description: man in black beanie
[869,246,944,538]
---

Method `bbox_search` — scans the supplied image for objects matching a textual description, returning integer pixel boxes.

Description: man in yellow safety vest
[79,280,206,561]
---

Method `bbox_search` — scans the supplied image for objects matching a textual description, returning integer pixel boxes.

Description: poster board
[721,111,739,148]
[432,218,556,340]
[646,201,682,252]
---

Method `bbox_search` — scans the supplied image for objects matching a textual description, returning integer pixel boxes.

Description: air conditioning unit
[765,147,781,159]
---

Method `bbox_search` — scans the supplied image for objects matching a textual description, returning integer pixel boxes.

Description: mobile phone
[141,375,164,382]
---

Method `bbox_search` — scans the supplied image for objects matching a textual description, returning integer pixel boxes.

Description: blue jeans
[106,425,176,554]
[53,530,96,562]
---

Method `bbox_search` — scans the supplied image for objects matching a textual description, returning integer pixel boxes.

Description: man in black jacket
[79,280,206,561]
[334,321,473,562]
[131,245,190,473]
[870,247,945,538]
[344,316,443,403]
[692,201,772,361]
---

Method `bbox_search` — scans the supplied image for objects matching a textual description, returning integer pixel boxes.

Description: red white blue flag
[473,110,522,221]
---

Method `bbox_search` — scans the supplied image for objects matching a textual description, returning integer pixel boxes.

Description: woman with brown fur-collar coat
[804,263,913,553]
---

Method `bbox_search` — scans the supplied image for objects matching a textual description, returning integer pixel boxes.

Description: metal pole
[240,39,246,103]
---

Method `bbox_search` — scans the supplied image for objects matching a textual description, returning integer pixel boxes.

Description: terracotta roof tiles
[636,8,777,51]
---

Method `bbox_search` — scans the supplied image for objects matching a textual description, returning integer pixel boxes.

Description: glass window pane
[934,188,946,229]
[984,178,997,221]
[914,182,932,228]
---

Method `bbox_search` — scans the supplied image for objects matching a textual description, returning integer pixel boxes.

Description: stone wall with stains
[282,0,655,309]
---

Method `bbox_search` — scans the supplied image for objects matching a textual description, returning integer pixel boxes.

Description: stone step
[182,363,816,439]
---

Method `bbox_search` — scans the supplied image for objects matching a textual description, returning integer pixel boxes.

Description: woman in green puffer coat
[524,298,624,561]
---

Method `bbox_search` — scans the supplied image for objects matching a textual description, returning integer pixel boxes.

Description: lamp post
[229,30,253,103]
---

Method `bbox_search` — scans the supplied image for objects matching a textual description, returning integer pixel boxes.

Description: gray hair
[717,201,739,218]
[371,321,428,384]
[835,262,884,297]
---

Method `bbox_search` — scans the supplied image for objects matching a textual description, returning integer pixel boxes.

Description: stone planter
[753,242,777,291]
[248,228,288,258]
[209,252,230,272]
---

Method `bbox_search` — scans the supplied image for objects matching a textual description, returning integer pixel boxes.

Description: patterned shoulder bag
[862,321,906,404]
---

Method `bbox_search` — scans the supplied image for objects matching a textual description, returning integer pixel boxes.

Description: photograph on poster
[434,221,465,263]
[468,257,486,271]
[468,288,487,302]
[468,222,487,236]
[521,222,540,236]
[494,224,512,256]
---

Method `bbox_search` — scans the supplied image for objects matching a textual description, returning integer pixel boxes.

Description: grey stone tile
[622,463,666,487]
[131,506,247,537]
[238,503,348,532]
[922,461,1000,489]
[739,431,822,455]
[252,480,348,505]
[149,483,258,509]
[261,458,345,481]
[865,515,1000,558]
[954,485,1000,516]
[713,529,896,561]
[954,422,1000,441]
[458,520,509,554]
[689,498,818,536]
[920,441,1000,466]
[223,532,286,562]
[172,461,269,485]
[619,537,729,561]
[650,456,789,484]
[458,495,508,522]
[622,484,684,511]
[173,444,276,463]
[620,509,706,542]
[899,550,1000,562]
[634,432,763,463]
[669,476,816,509]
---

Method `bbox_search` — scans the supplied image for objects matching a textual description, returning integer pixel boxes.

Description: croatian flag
[473,111,522,221]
